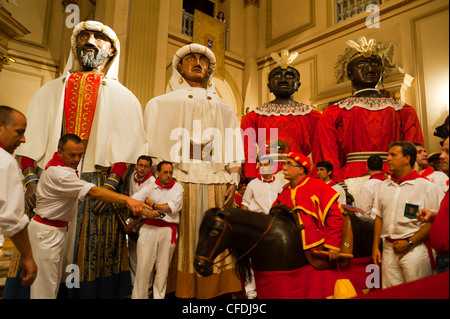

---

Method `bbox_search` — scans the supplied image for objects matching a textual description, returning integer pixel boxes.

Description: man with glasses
[273,152,343,261]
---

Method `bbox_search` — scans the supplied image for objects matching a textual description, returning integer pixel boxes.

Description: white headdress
[169,43,217,93]
[63,21,120,80]
[270,50,299,69]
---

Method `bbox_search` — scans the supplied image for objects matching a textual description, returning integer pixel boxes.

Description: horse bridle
[194,210,277,270]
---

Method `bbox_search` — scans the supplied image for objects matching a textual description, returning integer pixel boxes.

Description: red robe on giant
[241,102,321,178]
[312,97,424,182]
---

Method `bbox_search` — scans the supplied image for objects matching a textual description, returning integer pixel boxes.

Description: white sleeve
[356,185,373,213]
[372,185,383,219]
[59,173,95,201]
[0,160,29,237]
[241,183,253,207]
[167,184,184,214]
[131,185,151,202]
[424,183,445,213]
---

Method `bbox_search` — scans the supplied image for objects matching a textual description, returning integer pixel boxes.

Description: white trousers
[28,220,67,299]
[381,240,433,289]
[132,224,177,299]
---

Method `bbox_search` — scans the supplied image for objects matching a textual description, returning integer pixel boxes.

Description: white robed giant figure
[4,21,148,299]
[144,44,245,298]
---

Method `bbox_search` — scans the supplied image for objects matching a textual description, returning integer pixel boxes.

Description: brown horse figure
[194,204,376,298]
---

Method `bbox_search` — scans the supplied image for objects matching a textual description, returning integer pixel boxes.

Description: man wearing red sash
[0,106,37,287]
[372,141,444,288]
[28,134,154,299]
[4,21,148,299]
[273,152,343,260]
[130,161,183,299]
[316,161,347,205]
[123,155,155,288]
[355,155,387,219]
[414,142,448,193]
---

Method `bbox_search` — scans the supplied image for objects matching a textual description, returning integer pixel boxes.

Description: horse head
[194,208,234,277]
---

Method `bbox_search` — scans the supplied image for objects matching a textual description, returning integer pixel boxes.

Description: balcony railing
[335,0,383,24]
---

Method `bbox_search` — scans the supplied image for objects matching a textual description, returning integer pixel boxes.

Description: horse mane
[269,204,297,225]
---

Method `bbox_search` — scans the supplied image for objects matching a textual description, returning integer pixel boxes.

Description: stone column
[242,0,259,112]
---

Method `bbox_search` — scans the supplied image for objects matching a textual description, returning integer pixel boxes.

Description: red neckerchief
[155,177,175,189]
[370,172,387,181]
[0,141,4,150]
[327,180,337,187]
[419,166,435,177]
[45,152,78,176]
[391,170,420,184]
[259,176,275,183]
[134,172,153,186]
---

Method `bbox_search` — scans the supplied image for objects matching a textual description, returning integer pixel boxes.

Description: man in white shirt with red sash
[124,155,155,287]
[0,106,37,287]
[241,155,283,298]
[372,141,444,289]
[356,155,387,218]
[316,161,347,205]
[414,142,448,193]
[242,156,283,215]
[28,134,154,299]
[131,161,183,299]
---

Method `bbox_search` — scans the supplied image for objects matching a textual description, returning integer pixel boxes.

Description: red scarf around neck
[259,176,275,183]
[0,141,4,150]
[327,180,337,187]
[391,170,420,184]
[45,152,68,169]
[370,172,387,181]
[134,172,153,186]
[155,177,175,189]
[419,166,435,177]
[45,152,78,176]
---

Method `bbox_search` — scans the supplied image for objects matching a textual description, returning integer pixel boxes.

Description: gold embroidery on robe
[63,73,104,140]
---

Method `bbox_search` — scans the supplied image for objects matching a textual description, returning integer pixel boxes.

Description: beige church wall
[0,0,96,115]
[410,5,449,153]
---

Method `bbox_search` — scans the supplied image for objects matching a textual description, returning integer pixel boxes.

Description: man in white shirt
[241,156,283,298]
[0,106,37,287]
[372,141,444,289]
[131,161,183,299]
[316,161,347,205]
[414,142,449,193]
[28,134,155,299]
[356,155,387,218]
[242,156,284,215]
[124,155,155,287]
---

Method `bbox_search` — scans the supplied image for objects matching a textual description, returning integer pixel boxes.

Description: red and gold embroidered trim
[63,73,104,140]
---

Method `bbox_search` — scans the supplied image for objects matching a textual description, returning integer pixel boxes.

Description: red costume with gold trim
[20,72,128,178]
[273,176,343,251]
[241,102,321,178]
[312,97,424,182]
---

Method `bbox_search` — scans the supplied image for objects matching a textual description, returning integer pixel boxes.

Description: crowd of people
[0,20,448,299]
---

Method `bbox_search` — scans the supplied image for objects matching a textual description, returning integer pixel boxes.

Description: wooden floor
[0,237,14,298]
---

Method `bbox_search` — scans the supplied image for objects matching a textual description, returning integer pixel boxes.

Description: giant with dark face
[347,54,383,97]
[241,50,322,180]
[312,36,424,205]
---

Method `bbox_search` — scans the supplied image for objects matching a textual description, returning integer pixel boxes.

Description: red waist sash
[144,218,178,244]
[33,215,69,231]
